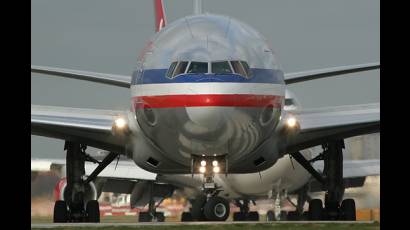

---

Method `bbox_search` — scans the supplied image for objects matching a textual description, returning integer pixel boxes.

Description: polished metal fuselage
[127,14,286,174]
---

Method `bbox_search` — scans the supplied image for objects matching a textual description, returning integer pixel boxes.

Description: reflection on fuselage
[129,14,286,174]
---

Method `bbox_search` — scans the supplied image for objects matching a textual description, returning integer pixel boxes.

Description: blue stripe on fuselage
[131,68,284,85]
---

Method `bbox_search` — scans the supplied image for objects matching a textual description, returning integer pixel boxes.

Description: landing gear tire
[247,211,259,221]
[191,196,207,221]
[277,211,287,221]
[155,212,165,222]
[341,199,356,220]
[308,199,323,220]
[138,212,151,222]
[86,200,100,222]
[203,197,230,221]
[287,211,299,221]
[53,200,68,223]
[233,212,246,221]
[302,211,309,220]
[266,210,275,221]
[181,212,193,221]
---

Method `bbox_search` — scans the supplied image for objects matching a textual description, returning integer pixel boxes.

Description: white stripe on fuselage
[131,83,285,97]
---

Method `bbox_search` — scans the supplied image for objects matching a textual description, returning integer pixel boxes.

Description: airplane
[31,0,380,223]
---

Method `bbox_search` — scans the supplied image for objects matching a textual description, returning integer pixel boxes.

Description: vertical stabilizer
[153,0,167,32]
[193,0,203,15]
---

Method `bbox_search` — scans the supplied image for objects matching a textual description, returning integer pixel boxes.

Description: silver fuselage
[127,14,287,175]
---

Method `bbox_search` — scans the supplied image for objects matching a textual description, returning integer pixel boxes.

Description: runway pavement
[32,221,376,228]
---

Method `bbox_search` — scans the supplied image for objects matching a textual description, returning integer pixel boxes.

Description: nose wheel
[187,195,230,221]
[203,197,230,221]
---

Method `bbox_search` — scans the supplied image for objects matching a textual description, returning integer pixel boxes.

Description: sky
[31,0,380,158]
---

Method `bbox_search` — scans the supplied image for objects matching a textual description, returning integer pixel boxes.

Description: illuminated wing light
[286,116,297,128]
[112,117,130,135]
[282,114,300,133]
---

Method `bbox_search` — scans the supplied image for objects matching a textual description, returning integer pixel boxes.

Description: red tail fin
[153,0,167,32]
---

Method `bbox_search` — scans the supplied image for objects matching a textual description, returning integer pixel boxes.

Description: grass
[31,222,380,230]
[31,215,380,230]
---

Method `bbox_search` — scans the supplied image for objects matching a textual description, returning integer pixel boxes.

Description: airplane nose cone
[186,107,228,131]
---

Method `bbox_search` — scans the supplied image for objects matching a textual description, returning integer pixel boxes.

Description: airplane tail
[153,0,204,32]
[193,0,203,15]
[153,0,167,32]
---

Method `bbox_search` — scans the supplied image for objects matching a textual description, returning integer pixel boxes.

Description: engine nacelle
[53,177,97,203]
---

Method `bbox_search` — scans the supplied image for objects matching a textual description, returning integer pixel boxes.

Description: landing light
[212,160,218,167]
[114,117,127,129]
[200,160,207,167]
[286,116,297,128]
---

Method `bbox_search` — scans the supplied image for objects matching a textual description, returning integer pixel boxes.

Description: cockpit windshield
[166,60,252,78]
[169,61,189,78]
[187,62,208,74]
[211,61,232,74]
[166,62,178,78]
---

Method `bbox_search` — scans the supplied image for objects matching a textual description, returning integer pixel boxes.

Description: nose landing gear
[188,175,230,221]
[182,155,230,222]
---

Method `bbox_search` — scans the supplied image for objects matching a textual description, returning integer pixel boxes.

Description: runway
[32,221,377,228]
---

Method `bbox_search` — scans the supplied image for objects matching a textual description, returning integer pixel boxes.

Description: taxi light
[212,160,218,167]
[213,166,220,173]
[200,160,207,167]
[286,116,297,128]
[114,117,127,129]
[199,166,206,173]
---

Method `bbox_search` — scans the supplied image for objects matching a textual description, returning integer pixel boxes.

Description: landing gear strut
[233,199,259,221]
[290,140,356,221]
[138,181,165,222]
[53,142,118,223]
[189,175,230,221]
[181,156,230,222]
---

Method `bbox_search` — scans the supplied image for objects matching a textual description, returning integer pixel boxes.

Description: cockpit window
[167,60,251,78]
[187,62,208,74]
[171,61,189,78]
[166,62,178,78]
[285,98,295,106]
[212,61,232,74]
[240,61,252,77]
[230,61,247,77]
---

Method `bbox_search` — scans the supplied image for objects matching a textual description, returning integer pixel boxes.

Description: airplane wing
[31,158,156,181]
[313,159,379,179]
[31,62,379,88]
[281,103,379,154]
[308,159,379,192]
[31,105,129,153]
[284,62,379,84]
[31,158,157,197]
[31,65,131,88]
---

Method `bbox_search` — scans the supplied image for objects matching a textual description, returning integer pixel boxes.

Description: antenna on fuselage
[193,0,203,15]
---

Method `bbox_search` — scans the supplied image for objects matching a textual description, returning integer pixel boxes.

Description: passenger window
[240,61,252,76]
[172,61,189,77]
[230,61,247,77]
[212,61,232,74]
[187,62,208,74]
[167,62,178,78]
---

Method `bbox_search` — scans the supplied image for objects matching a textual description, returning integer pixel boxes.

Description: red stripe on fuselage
[133,94,283,109]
